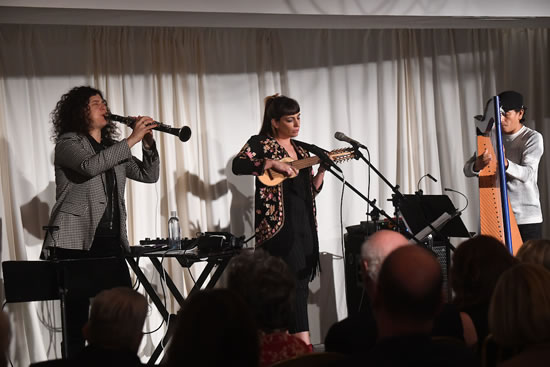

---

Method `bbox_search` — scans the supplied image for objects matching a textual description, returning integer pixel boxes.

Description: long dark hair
[451,235,518,309]
[226,249,296,332]
[164,289,259,367]
[51,86,119,144]
[258,94,300,137]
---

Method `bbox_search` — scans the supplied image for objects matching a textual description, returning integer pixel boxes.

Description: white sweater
[464,125,544,225]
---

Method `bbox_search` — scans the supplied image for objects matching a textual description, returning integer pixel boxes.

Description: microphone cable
[357,143,372,313]
[444,187,469,213]
[338,171,347,261]
[138,168,166,336]
[243,233,256,245]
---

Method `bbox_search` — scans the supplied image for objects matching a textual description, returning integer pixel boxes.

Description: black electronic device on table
[137,237,194,251]
[137,232,244,254]
[139,237,169,246]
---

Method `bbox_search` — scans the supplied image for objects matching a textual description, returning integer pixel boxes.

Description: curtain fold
[0,24,548,364]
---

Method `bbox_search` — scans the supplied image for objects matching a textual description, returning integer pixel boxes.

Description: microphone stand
[346,142,456,248]
[297,141,397,231]
[42,225,69,358]
[321,164,422,244]
[300,139,423,244]
[297,142,343,174]
[345,142,418,241]
[349,142,404,202]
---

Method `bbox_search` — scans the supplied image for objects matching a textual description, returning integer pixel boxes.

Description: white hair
[360,230,410,283]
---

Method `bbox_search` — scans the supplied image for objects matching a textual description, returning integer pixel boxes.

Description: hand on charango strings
[269,160,298,177]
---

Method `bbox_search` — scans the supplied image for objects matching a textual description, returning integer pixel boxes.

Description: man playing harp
[464,91,544,242]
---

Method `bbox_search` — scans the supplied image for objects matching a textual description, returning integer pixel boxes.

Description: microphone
[296,141,343,173]
[334,132,367,149]
[107,113,192,142]
[416,173,438,196]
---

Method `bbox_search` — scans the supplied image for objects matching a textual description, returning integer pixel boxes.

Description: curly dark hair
[51,86,119,144]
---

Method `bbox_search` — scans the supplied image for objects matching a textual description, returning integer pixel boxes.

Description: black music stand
[399,194,470,240]
[399,194,470,300]
[3,258,130,358]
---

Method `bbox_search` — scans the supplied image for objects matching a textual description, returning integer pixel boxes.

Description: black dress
[263,165,318,333]
[232,135,320,333]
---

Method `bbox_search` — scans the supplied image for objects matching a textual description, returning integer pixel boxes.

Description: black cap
[498,91,524,112]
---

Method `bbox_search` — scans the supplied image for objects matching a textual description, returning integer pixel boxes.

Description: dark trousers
[52,237,131,358]
[518,223,543,243]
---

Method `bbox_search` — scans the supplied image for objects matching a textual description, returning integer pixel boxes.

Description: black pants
[52,237,131,358]
[518,223,543,243]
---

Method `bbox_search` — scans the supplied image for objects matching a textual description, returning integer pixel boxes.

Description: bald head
[376,245,443,322]
[361,230,410,284]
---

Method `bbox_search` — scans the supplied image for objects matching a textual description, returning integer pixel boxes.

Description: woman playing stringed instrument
[232,94,326,347]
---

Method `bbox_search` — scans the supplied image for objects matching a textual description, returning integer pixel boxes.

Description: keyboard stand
[125,248,238,365]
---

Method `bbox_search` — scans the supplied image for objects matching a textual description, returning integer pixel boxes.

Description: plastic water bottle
[168,211,181,250]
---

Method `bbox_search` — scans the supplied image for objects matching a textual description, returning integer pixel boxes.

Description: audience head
[226,249,295,332]
[374,245,443,333]
[0,311,10,367]
[516,239,550,271]
[84,287,148,353]
[451,235,518,309]
[165,289,259,367]
[489,263,550,347]
[360,230,410,294]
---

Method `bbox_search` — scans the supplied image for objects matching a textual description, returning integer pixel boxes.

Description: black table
[125,247,240,365]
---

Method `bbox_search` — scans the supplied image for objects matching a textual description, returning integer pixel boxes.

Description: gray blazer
[42,132,160,255]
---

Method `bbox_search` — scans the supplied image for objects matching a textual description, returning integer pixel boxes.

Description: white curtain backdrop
[0,24,549,365]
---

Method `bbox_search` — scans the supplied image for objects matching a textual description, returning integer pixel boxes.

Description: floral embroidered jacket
[232,135,321,246]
